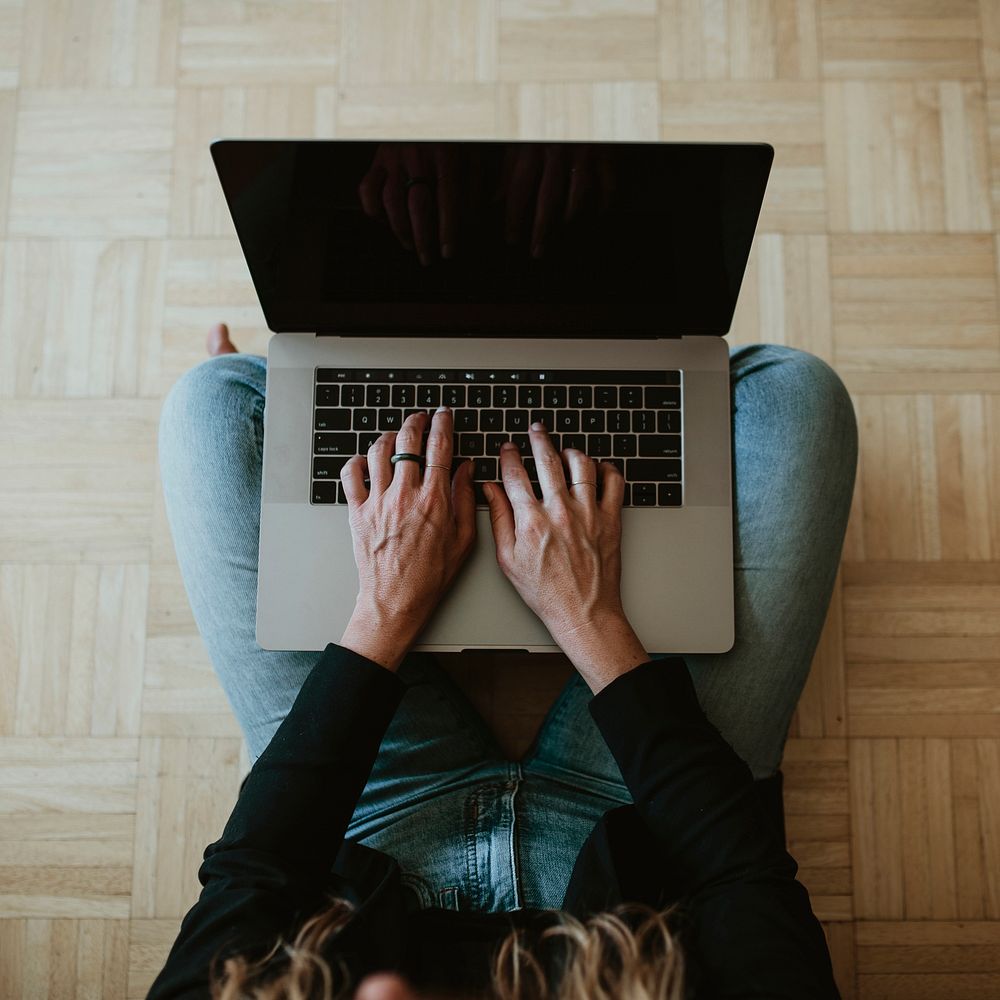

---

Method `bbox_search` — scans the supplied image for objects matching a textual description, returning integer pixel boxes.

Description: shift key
[626,458,681,481]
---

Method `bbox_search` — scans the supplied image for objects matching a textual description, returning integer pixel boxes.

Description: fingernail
[530,421,545,431]
[437,405,450,413]
[501,441,516,451]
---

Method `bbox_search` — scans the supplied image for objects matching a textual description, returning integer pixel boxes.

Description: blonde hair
[210,897,684,1000]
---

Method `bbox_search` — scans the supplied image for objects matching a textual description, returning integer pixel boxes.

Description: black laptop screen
[211,139,772,338]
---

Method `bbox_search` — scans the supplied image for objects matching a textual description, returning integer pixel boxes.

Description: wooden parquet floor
[1,2,999,997]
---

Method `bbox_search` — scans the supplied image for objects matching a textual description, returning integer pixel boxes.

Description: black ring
[390,453,423,465]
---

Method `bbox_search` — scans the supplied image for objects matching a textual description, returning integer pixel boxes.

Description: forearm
[555,611,652,693]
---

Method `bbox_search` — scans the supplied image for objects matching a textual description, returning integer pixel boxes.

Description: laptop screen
[211,139,772,338]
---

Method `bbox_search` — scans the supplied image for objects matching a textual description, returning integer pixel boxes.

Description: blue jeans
[158,344,857,913]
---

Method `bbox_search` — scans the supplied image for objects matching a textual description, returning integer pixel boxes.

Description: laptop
[210,139,773,654]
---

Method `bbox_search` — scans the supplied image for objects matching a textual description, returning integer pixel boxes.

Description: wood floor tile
[341,0,497,84]
[131,737,242,918]
[126,919,177,1000]
[496,81,658,139]
[0,399,158,562]
[0,240,166,398]
[1,564,148,737]
[848,395,1000,562]
[730,233,833,359]
[660,81,826,231]
[0,917,129,999]
[659,0,820,81]
[830,235,1000,380]
[177,1,339,86]
[824,80,992,233]
[499,1,658,82]
[0,91,15,235]
[0,0,22,88]
[988,81,1000,229]
[824,919,858,999]
[982,0,1000,81]
[9,90,175,238]
[19,0,178,87]
[819,0,982,80]
[335,83,498,137]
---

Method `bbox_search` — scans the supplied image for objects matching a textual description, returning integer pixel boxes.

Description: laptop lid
[211,139,772,339]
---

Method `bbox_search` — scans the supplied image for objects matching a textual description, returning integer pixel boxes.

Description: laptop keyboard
[311,368,683,508]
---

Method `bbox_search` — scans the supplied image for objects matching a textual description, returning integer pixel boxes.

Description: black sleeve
[146,644,404,1000]
[588,657,840,1000]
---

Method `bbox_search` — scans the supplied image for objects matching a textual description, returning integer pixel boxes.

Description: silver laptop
[211,139,772,655]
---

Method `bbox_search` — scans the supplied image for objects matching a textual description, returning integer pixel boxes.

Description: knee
[159,355,264,471]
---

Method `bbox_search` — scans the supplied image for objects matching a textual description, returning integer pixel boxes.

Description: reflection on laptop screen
[212,140,772,338]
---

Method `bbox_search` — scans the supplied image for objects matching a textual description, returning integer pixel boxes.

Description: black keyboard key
[485,434,508,455]
[657,411,681,434]
[353,409,377,431]
[359,431,380,451]
[378,409,403,430]
[582,410,605,432]
[589,434,612,457]
[632,483,656,506]
[442,385,466,407]
[338,482,348,504]
[569,386,592,407]
[620,386,643,407]
[511,433,530,452]
[518,385,542,407]
[312,480,339,503]
[315,408,351,431]
[473,456,497,481]
[454,409,477,431]
[481,409,504,431]
[473,482,490,506]
[450,456,467,475]
[391,384,415,407]
[639,435,682,458]
[417,384,441,407]
[632,409,656,433]
[505,410,529,432]
[313,456,350,479]
[613,435,637,456]
[543,385,567,408]
[366,384,390,406]
[493,384,516,407]
[606,458,625,476]
[556,411,579,432]
[403,409,423,421]
[315,432,357,455]
[609,410,630,433]
[530,409,554,429]
[595,386,616,407]
[645,386,681,409]
[626,459,682,481]
[658,483,682,506]
[548,433,562,451]
[341,384,365,406]
[523,456,537,478]
[459,433,485,455]
[316,384,340,406]
[468,385,491,408]
[562,433,586,452]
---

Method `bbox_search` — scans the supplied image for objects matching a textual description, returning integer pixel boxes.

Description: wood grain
[0,2,998,996]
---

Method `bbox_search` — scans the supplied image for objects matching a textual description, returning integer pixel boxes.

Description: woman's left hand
[338,407,476,670]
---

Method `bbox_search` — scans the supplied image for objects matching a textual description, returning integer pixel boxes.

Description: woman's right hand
[484,422,650,693]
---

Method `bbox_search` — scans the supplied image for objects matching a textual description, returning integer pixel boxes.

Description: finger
[530,144,570,257]
[404,143,436,266]
[505,143,543,245]
[597,460,625,515]
[341,454,370,507]
[451,457,476,550]
[358,163,387,219]
[367,432,397,495]
[382,162,414,251]
[484,476,516,566]
[562,447,598,506]
[423,405,454,495]
[498,440,536,512]
[435,144,459,258]
[389,410,428,490]
[528,421,568,500]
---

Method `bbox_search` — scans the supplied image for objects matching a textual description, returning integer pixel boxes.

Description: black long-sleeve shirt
[147,644,839,998]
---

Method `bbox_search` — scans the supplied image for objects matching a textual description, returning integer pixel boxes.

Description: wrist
[339,605,418,672]
[554,611,650,694]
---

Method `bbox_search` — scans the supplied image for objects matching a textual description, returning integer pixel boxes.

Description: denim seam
[463,785,483,907]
